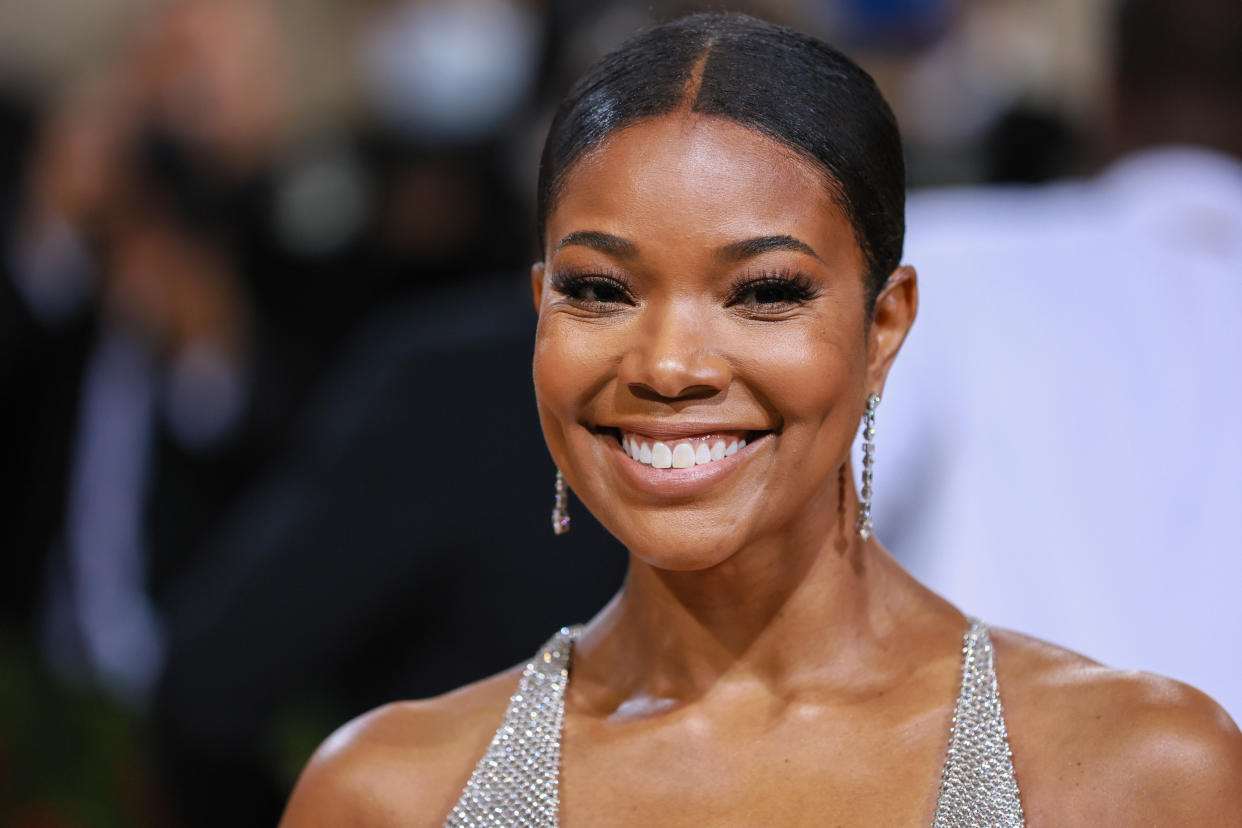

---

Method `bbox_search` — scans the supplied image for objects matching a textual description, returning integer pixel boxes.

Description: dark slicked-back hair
[537,13,906,311]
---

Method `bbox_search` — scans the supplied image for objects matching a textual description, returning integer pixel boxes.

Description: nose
[617,302,732,401]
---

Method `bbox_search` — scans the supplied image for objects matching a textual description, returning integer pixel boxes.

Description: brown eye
[726,271,819,310]
[577,279,630,304]
[550,271,635,307]
[737,281,798,305]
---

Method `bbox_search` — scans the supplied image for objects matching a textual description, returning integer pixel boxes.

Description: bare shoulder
[990,628,1242,827]
[278,664,523,827]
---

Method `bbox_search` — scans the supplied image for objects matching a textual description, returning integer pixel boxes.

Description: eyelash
[549,267,820,312]
[549,269,634,308]
[726,269,820,311]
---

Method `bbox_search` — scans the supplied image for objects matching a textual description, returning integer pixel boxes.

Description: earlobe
[867,265,919,390]
[530,262,546,312]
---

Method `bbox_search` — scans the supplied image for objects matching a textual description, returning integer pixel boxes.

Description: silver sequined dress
[444,619,1025,827]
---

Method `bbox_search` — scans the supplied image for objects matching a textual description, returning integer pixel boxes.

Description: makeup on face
[533,114,873,564]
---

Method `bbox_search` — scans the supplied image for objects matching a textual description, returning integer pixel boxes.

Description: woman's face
[533,114,914,569]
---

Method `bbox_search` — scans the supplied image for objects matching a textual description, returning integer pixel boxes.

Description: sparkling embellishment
[551,470,570,535]
[444,627,579,827]
[931,619,1026,827]
[444,620,1024,826]
[856,392,880,540]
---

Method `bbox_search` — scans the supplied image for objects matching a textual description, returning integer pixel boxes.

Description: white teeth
[620,432,755,470]
[671,444,696,468]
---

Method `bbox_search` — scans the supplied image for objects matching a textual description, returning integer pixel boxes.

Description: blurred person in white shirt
[875,0,1242,718]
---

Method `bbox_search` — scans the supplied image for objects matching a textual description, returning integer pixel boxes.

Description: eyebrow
[554,230,638,259]
[719,235,824,264]
[552,230,824,263]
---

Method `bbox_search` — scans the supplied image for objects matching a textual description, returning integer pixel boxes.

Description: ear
[530,261,546,312]
[866,265,918,396]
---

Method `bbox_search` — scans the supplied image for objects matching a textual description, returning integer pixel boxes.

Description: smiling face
[533,113,912,570]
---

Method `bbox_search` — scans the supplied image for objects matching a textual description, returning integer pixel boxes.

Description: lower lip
[603,432,766,498]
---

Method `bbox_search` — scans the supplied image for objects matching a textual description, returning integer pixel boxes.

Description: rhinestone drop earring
[856,392,880,540]
[551,469,571,535]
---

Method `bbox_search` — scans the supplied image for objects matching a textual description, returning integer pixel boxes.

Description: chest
[557,706,951,827]
[441,624,1025,828]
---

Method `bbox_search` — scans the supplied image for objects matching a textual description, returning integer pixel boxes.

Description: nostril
[626,382,721,403]
[617,348,731,401]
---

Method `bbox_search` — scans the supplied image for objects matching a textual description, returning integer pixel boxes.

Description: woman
[282,14,1242,826]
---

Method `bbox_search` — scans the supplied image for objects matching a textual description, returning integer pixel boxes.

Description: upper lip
[598,421,770,440]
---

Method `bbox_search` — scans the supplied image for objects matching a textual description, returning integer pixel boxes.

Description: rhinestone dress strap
[444,626,579,828]
[931,618,1026,827]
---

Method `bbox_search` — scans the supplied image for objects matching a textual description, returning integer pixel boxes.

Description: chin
[597,511,750,572]
[635,547,737,573]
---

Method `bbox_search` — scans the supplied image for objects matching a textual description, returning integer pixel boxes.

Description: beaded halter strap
[931,619,1026,827]
[444,627,577,828]
[445,620,1024,827]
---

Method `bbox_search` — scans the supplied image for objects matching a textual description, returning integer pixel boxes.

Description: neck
[572,528,950,715]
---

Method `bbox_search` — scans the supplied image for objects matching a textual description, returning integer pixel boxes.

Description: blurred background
[0,0,1237,825]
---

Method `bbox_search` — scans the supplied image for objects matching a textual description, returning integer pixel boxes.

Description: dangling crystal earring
[856,392,880,540]
[551,469,571,535]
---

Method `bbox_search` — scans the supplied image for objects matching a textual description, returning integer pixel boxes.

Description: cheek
[531,323,566,433]
[734,318,865,430]
[735,318,869,502]
[532,316,614,442]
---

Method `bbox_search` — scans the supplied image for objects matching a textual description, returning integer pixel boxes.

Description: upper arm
[1117,683,1242,825]
[1010,665,1242,826]
[279,746,371,827]
[279,670,520,827]
[279,707,424,827]
[992,631,1242,827]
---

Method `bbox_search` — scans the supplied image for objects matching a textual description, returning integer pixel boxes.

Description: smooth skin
[282,114,1242,826]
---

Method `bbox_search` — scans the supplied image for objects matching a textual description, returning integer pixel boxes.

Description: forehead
[547,114,857,262]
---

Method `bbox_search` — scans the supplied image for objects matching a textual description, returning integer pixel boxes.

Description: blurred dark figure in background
[9,0,285,706]
[875,0,1242,719]
[1,0,601,822]
[0,87,49,627]
[148,2,629,825]
[153,278,627,825]
[981,104,1084,184]
[1,7,280,814]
